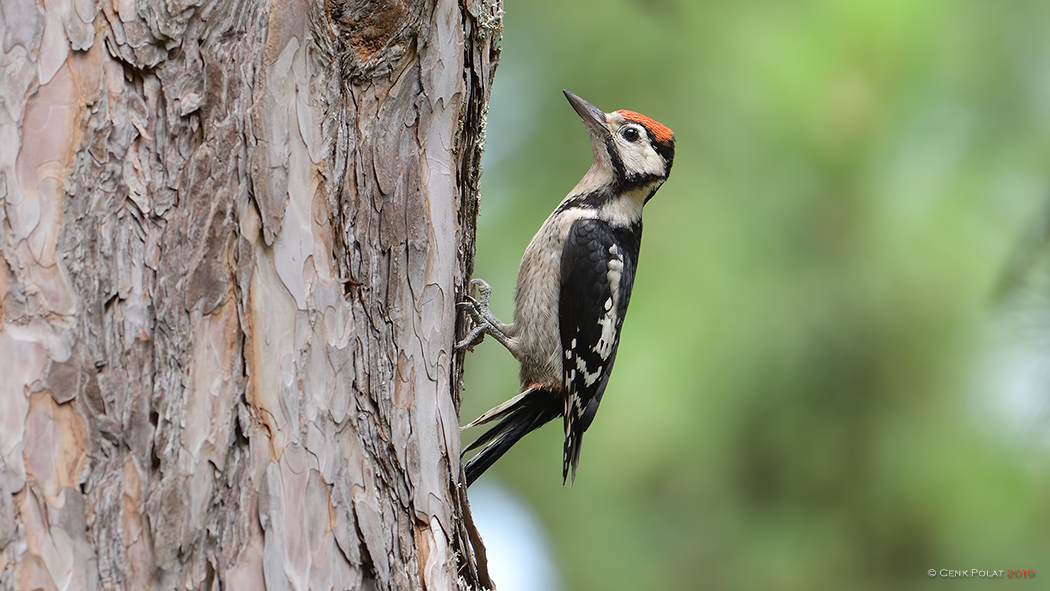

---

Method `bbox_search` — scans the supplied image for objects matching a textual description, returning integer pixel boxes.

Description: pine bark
[0,0,498,588]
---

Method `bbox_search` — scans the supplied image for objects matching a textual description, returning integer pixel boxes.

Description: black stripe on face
[603,136,627,178]
[618,172,665,194]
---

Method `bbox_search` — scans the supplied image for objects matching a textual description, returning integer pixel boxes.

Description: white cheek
[620,141,664,177]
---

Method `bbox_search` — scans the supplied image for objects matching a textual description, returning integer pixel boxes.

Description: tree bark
[0,0,499,588]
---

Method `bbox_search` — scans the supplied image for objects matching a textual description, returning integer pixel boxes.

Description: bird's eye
[622,127,640,142]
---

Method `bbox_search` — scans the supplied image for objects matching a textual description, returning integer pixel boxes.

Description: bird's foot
[456,278,514,351]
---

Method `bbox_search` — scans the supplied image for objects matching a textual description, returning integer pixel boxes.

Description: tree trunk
[0,0,499,588]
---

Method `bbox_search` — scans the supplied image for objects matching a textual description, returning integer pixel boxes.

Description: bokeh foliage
[462,1,1050,589]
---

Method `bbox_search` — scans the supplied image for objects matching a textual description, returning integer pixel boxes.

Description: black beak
[563,90,610,140]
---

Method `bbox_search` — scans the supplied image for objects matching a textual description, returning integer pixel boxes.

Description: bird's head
[563,90,675,201]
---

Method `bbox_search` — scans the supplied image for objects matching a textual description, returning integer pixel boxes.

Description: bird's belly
[514,231,566,386]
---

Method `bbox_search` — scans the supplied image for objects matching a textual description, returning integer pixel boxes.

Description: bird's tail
[462,386,560,486]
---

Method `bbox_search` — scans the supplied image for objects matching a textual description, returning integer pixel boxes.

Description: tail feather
[563,426,584,486]
[463,387,560,486]
[461,390,531,431]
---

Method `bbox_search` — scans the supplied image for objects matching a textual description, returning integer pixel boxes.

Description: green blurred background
[461,1,1050,589]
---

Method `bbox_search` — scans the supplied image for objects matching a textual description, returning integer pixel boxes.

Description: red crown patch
[617,110,674,146]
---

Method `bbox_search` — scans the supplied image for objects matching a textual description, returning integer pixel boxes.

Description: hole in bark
[232,409,248,444]
[149,410,159,427]
[203,560,215,589]
[151,448,161,471]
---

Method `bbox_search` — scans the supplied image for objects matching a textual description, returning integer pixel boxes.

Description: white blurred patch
[972,269,1050,452]
[470,482,561,591]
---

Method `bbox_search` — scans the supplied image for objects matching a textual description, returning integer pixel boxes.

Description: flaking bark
[0,0,499,588]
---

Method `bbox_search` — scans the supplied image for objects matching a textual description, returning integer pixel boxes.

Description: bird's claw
[456,278,507,351]
[470,278,493,307]
[455,326,487,351]
[455,302,491,350]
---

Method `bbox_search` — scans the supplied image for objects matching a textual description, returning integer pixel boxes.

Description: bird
[456,89,675,487]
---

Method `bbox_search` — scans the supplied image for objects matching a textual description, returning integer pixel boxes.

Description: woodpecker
[457,90,675,487]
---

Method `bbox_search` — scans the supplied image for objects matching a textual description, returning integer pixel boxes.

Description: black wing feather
[558,218,640,484]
